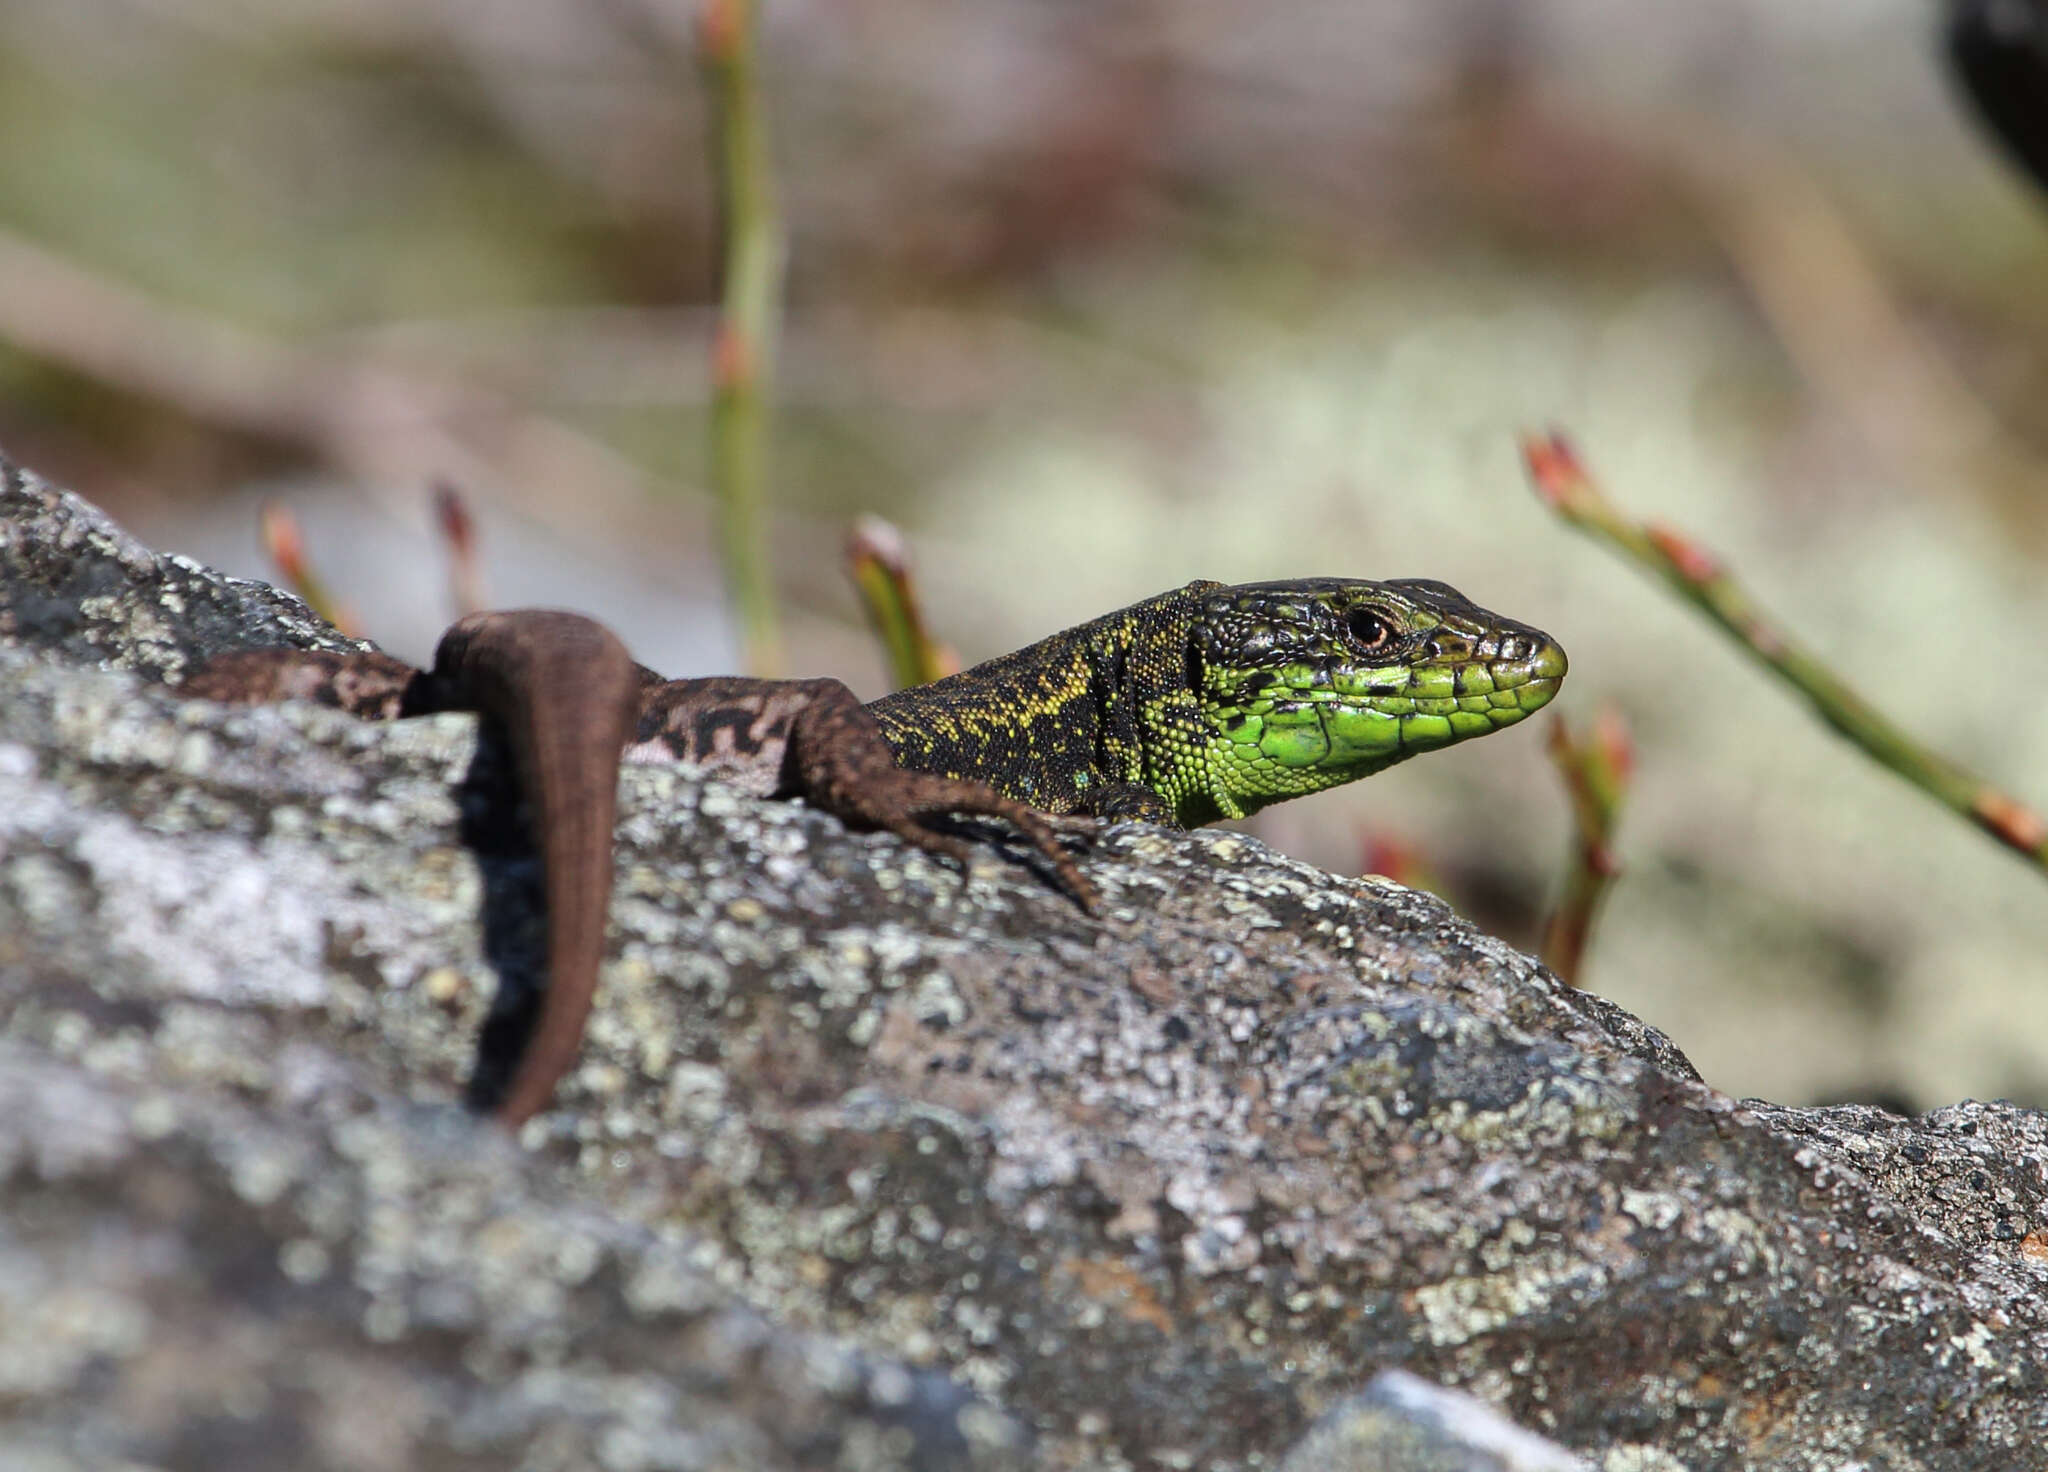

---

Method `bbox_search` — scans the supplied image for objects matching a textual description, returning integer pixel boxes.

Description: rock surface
[1278,1372,1593,1472]
[3,454,2046,1471]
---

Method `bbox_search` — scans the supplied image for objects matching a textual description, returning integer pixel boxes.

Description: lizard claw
[985,801,1099,914]
[876,814,978,873]
[836,770,1097,913]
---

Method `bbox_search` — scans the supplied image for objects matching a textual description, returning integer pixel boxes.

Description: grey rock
[0,456,366,678]
[3,455,2046,1471]
[1279,1371,1589,1471]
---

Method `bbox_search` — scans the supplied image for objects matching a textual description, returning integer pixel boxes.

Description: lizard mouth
[1201,634,1567,777]
[1486,637,1567,713]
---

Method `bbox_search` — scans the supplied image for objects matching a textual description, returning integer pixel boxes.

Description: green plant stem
[703,0,784,676]
[846,516,957,690]
[1541,707,1631,986]
[1522,431,2048,869]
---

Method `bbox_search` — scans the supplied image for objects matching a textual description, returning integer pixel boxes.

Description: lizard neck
[867,581,1215,815]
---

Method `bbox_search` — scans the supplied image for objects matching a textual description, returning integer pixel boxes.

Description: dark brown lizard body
[187,580,1563,1129]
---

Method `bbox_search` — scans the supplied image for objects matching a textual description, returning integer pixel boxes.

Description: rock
[1279,1371,1593,1471]
[3,453,2046,1470]
[0,458,364,678]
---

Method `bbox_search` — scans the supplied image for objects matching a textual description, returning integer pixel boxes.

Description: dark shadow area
[450,723,549,1114]
[1948,0,2048,197]
[1809,1084,1921,1116]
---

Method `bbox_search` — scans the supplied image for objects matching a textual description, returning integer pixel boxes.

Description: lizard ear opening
[1184,635,1205,694]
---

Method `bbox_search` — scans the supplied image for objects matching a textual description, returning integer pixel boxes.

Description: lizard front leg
[787,684,1097,908]
[633,675,1097,910]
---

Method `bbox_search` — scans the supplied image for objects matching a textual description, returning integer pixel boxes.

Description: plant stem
[1541,706,1632,986]
[1523,431,2048,870]
[702,0,785,676]
[260,502,362,638]
[846,516,958,690]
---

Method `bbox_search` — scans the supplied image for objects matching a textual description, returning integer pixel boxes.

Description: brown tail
[428,611,640,1128]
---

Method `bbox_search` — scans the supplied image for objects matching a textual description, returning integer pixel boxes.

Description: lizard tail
[430,610,641,1129]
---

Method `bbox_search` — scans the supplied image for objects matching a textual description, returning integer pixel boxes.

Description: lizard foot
[831,769,1098,913]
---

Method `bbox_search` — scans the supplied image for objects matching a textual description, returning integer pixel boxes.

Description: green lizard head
[1163,577,1566,822]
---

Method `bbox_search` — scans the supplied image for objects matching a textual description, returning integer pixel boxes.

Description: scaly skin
[190,576,1564,1126]
[871,578,1566,826]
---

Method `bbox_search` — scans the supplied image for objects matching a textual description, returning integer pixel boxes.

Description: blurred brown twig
[433,481,488,617]
[1541,705,1632,985]
[260,502,363,638]
[1357,832,1448,900]
[0,227,687,555]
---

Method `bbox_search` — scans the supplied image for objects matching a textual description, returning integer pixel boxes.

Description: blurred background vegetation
[4,0,2047,1110]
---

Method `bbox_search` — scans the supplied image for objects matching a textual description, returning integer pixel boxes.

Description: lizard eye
[1344,608,1393,651]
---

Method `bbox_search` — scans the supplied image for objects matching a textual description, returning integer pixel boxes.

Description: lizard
[184,576,1565,1128]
